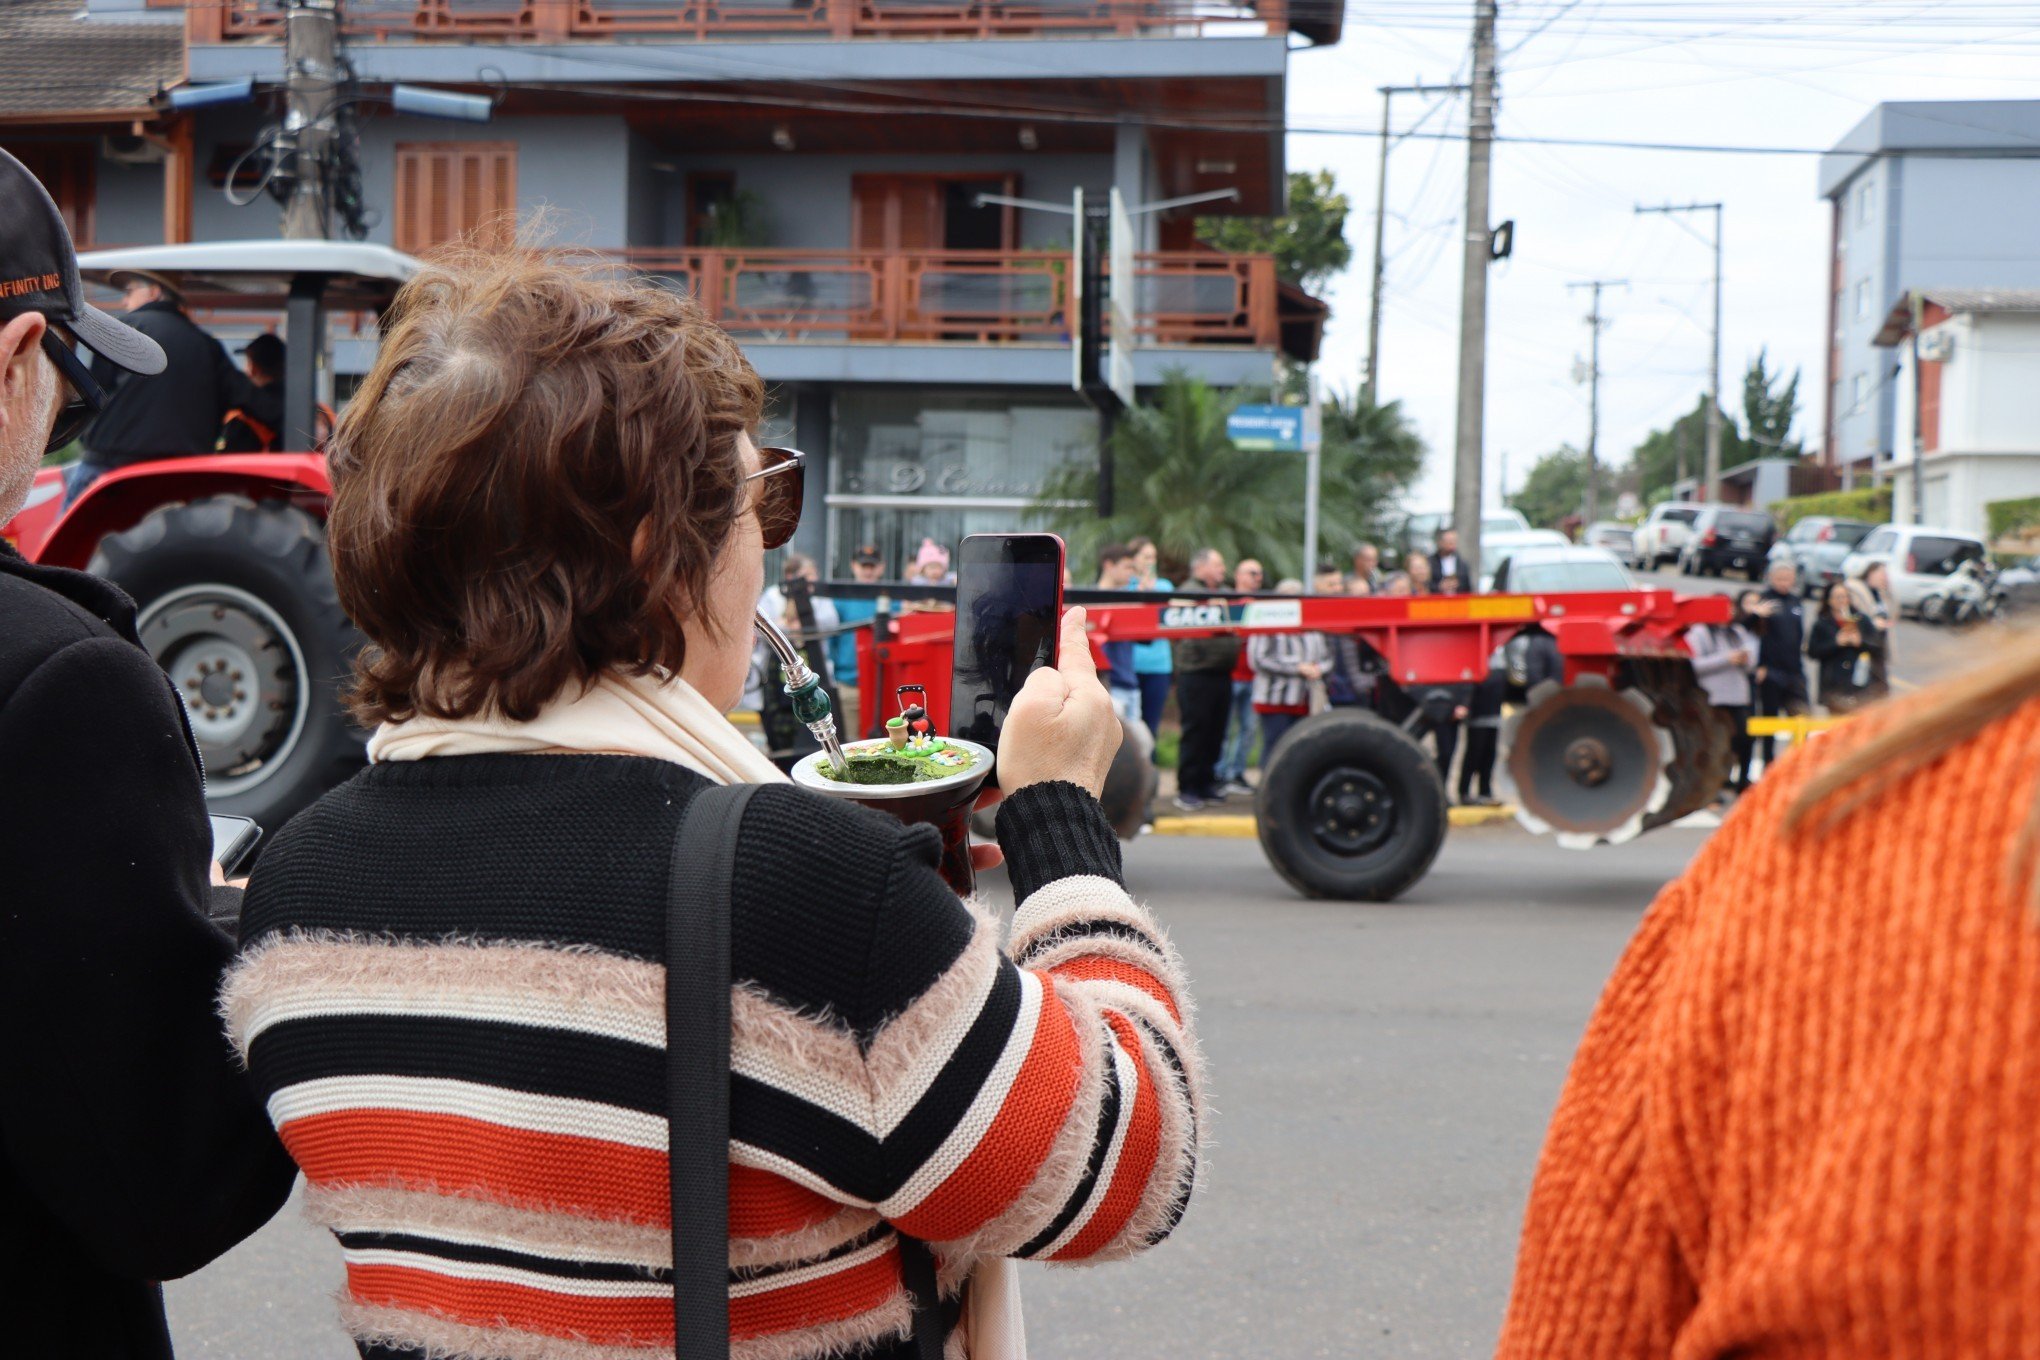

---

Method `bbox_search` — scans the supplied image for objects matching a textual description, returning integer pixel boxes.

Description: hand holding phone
[209,814,263,877]
[995,607,1122,798]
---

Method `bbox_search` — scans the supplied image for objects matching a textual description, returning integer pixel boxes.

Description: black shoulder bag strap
[666,781,761,1360]
[665,780,947,1360]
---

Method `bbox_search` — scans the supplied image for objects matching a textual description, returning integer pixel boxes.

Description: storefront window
[825,389,1095,576]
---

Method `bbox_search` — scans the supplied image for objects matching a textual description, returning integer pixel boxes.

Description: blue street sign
[1226,404,1306,452]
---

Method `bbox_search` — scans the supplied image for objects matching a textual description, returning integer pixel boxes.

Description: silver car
[1584,520,1638,567]
[1767,516,1875,597]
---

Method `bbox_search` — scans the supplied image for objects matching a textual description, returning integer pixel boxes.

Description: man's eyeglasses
[40,324,105,455]
[745,446,805,550]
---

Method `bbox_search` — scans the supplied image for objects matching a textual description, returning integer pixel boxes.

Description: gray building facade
[1820,100,2040,483]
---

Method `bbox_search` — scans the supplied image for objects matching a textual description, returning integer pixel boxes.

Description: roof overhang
[77,241,421,310]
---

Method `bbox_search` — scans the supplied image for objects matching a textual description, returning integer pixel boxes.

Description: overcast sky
[1284,2,2040,513]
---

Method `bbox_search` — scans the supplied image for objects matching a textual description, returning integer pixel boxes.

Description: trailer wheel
[91,497,365,832]
[1255,709,1447,901]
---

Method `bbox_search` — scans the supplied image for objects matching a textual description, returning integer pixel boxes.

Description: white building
[1876,289,2040,538]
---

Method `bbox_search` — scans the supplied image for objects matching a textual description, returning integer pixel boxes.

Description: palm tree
[1035,372,1426,581]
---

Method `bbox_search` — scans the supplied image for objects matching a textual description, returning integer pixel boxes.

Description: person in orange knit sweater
[1497,639,2040,1358]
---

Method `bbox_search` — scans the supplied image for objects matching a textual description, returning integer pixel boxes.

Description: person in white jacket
[1686,589,1763,796]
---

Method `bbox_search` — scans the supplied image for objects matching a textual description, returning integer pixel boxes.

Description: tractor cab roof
[76,241,419,311]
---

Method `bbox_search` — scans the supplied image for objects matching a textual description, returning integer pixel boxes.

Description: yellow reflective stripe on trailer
[1747,715,1850,738]
[1406,595,1536,621]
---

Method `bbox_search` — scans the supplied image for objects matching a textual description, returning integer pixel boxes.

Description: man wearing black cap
[0,148,294,1358]
[62,263,255,504]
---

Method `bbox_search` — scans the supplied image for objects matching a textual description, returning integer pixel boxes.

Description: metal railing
[616,246,1279,347]
[194,0,1283,41]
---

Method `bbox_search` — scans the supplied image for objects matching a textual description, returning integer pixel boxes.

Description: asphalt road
[162,824,1704,1360]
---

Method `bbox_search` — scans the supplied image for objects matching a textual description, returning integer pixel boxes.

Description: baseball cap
[0,147,165,376]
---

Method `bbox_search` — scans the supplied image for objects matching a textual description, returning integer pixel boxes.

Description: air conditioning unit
[102,134,166,166]
[1917,329,1954,362]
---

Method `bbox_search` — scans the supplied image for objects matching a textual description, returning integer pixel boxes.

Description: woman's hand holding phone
[996,607,1122,799]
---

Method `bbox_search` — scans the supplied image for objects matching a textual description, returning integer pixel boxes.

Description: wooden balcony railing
[616,246,1280,348]
[192,0,1283,41]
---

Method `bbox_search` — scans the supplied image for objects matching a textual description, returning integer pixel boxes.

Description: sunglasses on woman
[746,446,805,550]
[40,324,106,455]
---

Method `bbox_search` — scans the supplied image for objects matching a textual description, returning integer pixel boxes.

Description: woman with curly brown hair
[223,247,1205,1360]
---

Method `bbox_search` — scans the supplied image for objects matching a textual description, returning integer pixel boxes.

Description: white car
[1486,544,1637,595]
[1635,502,1708,570]
[1402,508,1552,561]
[1841,523,1989,614]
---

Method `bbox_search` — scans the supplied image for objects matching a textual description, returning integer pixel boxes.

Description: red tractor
[5,242,417,830]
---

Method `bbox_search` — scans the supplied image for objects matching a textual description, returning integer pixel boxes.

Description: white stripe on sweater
[878,968,1044,1218]
[728,1235,895,1299]
[339,1247,671,1298]
[244,986,663,1051]
[269,1076,666,1151]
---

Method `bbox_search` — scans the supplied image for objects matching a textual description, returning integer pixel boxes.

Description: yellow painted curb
[1148,804,1520,837]
[1151,815,1259,838]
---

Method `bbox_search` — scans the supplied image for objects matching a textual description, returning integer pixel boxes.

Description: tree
[1509,445,1615,530]
[1034,371,1423,581]
[1194,169,1353,296]
[1742,347,1802,457]
[1627,395,1755,505]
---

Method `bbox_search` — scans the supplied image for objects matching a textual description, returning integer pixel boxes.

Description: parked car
[1841,523,1989,615]
[1584,520,1638,566]
[1488,544,1636,594]
[1767,515,1876,596]
[1635,501,1707,569]
[1678,507,1777,580]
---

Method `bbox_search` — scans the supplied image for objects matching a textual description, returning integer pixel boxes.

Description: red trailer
[852,587,1735,900]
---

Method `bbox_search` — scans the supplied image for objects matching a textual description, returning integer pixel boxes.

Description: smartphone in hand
[951,533,1066,781]
[210,814,263,876]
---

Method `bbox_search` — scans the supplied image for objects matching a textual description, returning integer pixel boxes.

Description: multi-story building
[4,0,1332,569]
[1819,99,2040,488]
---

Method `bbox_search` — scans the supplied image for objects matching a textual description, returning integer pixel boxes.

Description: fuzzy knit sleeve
[1494,872,1699,1358]
[855,780,1205,1266]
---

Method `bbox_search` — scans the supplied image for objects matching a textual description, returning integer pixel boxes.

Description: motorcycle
[1918,558,2005,626]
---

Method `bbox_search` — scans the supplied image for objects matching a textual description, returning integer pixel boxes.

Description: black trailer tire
[90,496,365,832]
[1097,714,1160,839]
[1254,709,1447,901]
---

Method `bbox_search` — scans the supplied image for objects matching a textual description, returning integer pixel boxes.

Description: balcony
[616,246,1282,349]
[190,0,1290,43]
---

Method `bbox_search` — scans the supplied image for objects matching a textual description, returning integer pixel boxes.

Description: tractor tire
[91,496,365,833]
[1254,709,1447,902]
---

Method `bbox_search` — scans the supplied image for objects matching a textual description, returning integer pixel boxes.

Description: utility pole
[281,0,339,240]
[1568,279,1627,525]
[1907,289,1925,524]
[1635,201,1724,501]
[1453,0,1499,582]
[1366,81,1469,407]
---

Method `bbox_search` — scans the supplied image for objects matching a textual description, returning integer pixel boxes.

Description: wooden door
[13,143,95,246]
[393,142,517,254]
[851,175,945,252]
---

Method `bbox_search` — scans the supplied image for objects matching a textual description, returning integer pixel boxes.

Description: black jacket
[1433,551,1474,595]
[1807,609,1884,706]
[0,543,297,1358]
[217,380,284,453]
[1756,587,1809,696]
[83,301,255,465]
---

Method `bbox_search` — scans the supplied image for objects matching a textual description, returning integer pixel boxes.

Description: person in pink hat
[913,536,955,585]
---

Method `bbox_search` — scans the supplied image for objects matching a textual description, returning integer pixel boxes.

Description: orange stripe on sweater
[1046,956,1182,1024]
[346,1262,673,1345]
[890,973,1084,1242]
[1049,1013,1163,1260]
[731,1244,903,1340]
[282,1109,838,1235]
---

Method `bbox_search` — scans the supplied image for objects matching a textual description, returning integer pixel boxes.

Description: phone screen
[951,533,1065,763]
[209,814,263,875]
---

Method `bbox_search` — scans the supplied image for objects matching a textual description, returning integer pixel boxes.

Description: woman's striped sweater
[224,755,1202,1360]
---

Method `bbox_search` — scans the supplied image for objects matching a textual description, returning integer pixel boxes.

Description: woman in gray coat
[1687,589,1762,795]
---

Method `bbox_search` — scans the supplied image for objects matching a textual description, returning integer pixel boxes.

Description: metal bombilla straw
[755,609,850,776]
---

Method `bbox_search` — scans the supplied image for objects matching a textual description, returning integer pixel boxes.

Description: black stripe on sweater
[248,1014,663,1115]
[334,1230,672,1283]
[1126,1012,1196,1246]
[731,962,1025,1204]
[1014,918,1165,967]
[1013,1031,1122,1259]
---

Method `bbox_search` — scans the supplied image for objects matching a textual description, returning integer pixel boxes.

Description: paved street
[164,824,1705,1359]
